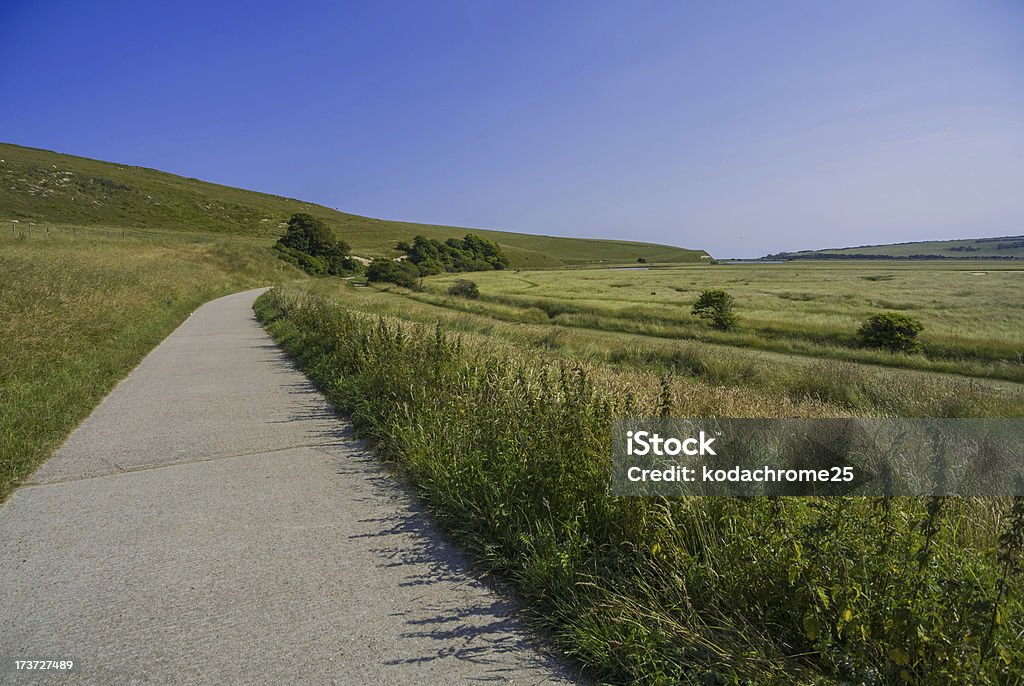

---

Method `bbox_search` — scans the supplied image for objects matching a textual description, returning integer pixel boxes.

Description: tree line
[367,234,509,287]
[274,213,510,287]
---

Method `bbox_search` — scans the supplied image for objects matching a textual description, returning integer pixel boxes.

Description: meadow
[425,262,1024,382]
[257,280,1024,684]
[0,230,301,500]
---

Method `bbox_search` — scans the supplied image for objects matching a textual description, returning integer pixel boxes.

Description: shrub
[398,233,510,273]
[447,279,480,299]
[857,312,924,353]
[365,258,420,289]
[691,289,737,330]
[272,244,329,275]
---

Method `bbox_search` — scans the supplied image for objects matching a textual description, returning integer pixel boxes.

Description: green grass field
[0,142,706,267]
[424,262,1024,382]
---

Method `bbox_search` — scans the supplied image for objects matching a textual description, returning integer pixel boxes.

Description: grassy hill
[0,142,706,267]
[766,235,1024,260]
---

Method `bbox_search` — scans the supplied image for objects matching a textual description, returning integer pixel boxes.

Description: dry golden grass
[0,231,301,500]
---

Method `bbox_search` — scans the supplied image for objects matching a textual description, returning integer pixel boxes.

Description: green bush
[274,213,356,276]
[857,312,924,353]
[365,258,420,289]
[691,289,737,330]
[398,233,510,273]
[272,244,328,275]
[447,279,480,299]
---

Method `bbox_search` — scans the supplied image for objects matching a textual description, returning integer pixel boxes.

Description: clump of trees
[366,234,511,287]
[274,213,358,276]
[857,312,924,353]
[397,234,510,275]
[691,289,736,330]
[447,279,480,299]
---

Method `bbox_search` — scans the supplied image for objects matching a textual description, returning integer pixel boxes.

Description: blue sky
[1,1,1021,257]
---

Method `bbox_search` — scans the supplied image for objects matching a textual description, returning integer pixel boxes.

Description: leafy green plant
[365,257,421,288]
[691,289,737,330]
[447,279,480,299]
[857,312,924,353]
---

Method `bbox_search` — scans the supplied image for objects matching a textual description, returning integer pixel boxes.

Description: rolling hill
[765,235,1024,261]
[0,142,706,267]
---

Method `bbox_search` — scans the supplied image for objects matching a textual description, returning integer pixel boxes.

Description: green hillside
[766,235,1024,260]
[0,142,706,267]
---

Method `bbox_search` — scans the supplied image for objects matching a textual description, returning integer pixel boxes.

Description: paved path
[1,289,575,685]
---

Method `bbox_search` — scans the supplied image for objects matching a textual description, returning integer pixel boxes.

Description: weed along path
[0,288,574,685]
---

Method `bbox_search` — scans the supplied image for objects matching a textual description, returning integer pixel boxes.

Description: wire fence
[5,222,154,240]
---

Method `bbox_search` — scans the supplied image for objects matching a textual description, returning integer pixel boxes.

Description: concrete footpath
[0,288,575,685]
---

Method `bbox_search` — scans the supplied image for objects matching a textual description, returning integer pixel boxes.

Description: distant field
[0,142,706,267]
[768,235,1024,259]
[0,230,301,501]
[426,261,1024,382]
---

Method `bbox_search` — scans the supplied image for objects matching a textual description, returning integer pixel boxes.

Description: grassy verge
[0,231,301,501]
[256,284,1024,685]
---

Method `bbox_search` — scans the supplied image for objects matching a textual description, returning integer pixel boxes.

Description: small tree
[277,213,345,255]
[274,213,354,276]
[447,279,480,299]
[691,289,736,330]
[857,312,924,353]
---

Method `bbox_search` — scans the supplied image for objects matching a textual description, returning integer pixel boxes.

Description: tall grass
[0,232,300,500]
[257,286,1024,685]
[310,280,1024,419]
[425,263,1024,382]
[413,287,1024,384]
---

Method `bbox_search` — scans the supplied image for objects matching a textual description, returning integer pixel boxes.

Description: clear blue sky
[1,1,1021,257]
